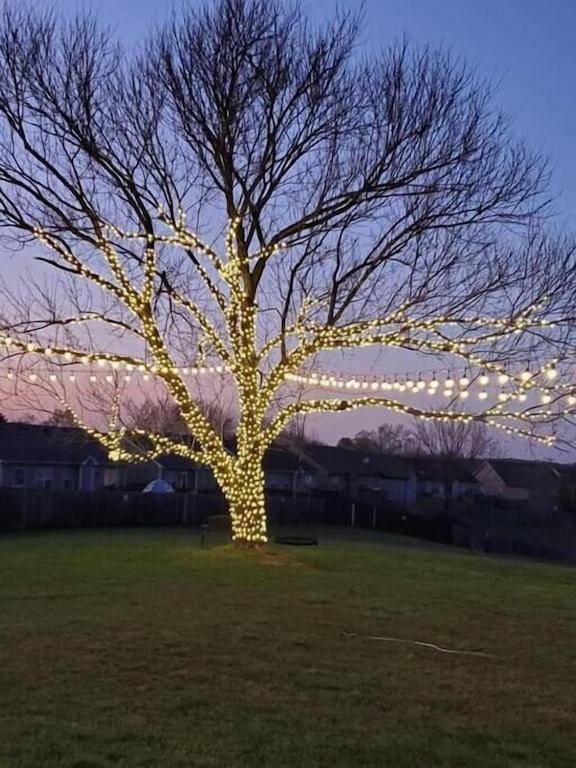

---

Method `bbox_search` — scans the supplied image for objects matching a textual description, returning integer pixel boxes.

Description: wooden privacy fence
[0,489,208,530]
[0,488,453,537]
[0,489,389,532]
[0,489,330,531]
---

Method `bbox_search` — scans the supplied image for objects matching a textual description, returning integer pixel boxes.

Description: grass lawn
[0,528,575,768]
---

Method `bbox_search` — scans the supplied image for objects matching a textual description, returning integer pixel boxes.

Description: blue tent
[142,478,174,494]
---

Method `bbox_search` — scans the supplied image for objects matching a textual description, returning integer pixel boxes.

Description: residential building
[299,444,413,505]
[405,456,479,500]
[471,458,575,519]
[0,422,106,491]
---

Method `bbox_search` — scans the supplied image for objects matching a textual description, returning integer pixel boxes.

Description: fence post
[372,505,376,529]
[21,491,27,531]
[351,502,356,528]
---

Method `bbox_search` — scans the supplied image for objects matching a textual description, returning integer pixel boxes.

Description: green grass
[0,528,575,768]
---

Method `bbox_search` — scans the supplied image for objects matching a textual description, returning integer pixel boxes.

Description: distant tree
[0,412,6,423]
[411,418,501,459]
[274,415,319,449]
[338,424,417,454]
[125,395,236,441]
[44,407,76,427]
[12,412,39,424]
[341,418,499,459]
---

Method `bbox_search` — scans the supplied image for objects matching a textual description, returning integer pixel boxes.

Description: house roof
[553,463,576,482]
[0,423,320,475]
[407,456,478,484]
[484,458,560,491]
[262,448,316,473]
[154,453,197,471]
[0,422,106,464]
[301,444,411,479]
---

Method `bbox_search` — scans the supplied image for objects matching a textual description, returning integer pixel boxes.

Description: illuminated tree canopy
[0,0,575,544]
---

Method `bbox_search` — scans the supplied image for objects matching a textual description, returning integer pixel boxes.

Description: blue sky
[29,1,576,448]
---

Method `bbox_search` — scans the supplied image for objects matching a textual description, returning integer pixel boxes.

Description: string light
[545,366,558,380]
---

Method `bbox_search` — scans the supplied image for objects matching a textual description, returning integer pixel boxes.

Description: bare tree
[411,419,501,459]
[274,415,318,449]
[125,394,236,441]
[0,1,574,544]
[44,407,76,427]
[338,424,417,454]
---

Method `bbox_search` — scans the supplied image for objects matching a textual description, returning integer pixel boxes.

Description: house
[0,422,108,491]
[299,444,413,505]
[263,448,317,492]
[405,456,479,500]
[471,458,575,519]
[0,423,202,493]
[554,464,576,516]
[192,446,318,494]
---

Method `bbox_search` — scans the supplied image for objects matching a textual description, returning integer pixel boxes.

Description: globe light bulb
[545,367,558,380]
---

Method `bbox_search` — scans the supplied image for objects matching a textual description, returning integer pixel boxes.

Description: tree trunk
[224,456,268,546]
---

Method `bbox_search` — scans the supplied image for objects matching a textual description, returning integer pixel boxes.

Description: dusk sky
[58,0,576,221]
[12,0,576,450]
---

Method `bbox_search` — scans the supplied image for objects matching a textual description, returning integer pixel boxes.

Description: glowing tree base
[226,473,268,546]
